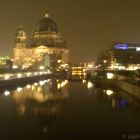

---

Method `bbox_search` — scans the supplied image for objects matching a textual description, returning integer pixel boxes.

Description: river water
[0,78,140,140]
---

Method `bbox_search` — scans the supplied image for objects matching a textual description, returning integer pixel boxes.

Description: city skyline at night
[1,0,140,63]
[0,1,140,138]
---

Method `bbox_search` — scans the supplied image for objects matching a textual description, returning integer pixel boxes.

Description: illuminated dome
[36,10,57,32]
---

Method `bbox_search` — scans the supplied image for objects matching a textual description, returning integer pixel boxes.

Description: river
[0,78,140,140]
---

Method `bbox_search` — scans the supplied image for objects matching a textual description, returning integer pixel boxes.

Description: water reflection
[0,79,140,139]
[81,80,129,110]
[11,79,68,117]
[111,98,127,109]
[101,88,128,109]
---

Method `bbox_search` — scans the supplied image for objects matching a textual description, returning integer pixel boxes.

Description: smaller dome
[15,26,26,37]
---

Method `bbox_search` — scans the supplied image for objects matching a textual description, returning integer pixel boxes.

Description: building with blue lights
[99,42,140,70]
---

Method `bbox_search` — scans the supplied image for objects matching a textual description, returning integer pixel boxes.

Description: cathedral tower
[15,26,27,48]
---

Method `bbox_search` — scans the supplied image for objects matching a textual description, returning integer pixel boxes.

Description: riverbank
[0,74,52,87]
[94,78,140,100]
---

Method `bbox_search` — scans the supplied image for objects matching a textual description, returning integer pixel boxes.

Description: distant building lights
[39,65,45,70]
[4,91,10,96]
[44,71,47,74]
[106,89,114,96]
[17,87,23,92]
[88,64,94,68]
[39,72,43,75]
[12,65,18,69]
[39,81,45,86]
[82,79,86,84]
[34,72,38,75]
[26,72,32,77]
[106,73,114,79]
[26,84,31,89]
[47,69,51,74]
[57,60,62,63]
[34,83,38,86]
[57,83,61,89]
[65,80,68,84]
[136,47,140,51]
[118,66,125,70]
[87,81,93,89]
[17,73,23,78]
[22,65,28,69]
[4,75,10,80]
[115,44,128,50]
[46,79,51,83]
[103,60,107,63]
[61,81,65,87]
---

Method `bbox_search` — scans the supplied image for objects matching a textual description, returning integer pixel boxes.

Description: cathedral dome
[36,10,58,32]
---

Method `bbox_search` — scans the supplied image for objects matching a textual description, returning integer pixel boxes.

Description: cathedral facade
[13,10,69,71]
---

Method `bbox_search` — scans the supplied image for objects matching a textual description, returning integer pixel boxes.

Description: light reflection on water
[0,78,140,139]
[10,79,69,118]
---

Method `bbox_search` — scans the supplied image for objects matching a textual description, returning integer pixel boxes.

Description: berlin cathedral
[13,10,69,71]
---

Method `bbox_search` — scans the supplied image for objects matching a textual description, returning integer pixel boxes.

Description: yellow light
[34,72,38,75]
[39,66,45,70]
[32,85,35,90]
[106,90,114,96]
[39,72,43,75]
[57,83,61,89]
[82,80,86,84]
[44,80,47,83]
[34,83,38,86]
[47,70,51,74]
[87,81,93,89]
[17,87,22,92]
[4,91,10,96]
[17,73,23,78]
[22,65,28,69]
[12,65,18,69]
[57,60,62,63]
[46,79,51,83]
[106,73,114,79]
[61,81,65,87]
[4,75,10,80]
[44,71,47,74]
[26,72,32,77]
[38,87,42,92]
[26,84,31,89]
[39,81,45,86]
[88,64,93,68]
[103,60,107,63]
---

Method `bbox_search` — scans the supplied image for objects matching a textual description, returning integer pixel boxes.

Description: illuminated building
[13,10,69,70]
[99,42,140,70]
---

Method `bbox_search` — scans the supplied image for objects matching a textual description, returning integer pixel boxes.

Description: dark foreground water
[0,79,140,140]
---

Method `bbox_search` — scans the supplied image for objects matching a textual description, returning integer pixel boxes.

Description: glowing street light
[4,91,10,96]
[4,75,10,80]
[106,89,114,96]
[17,73,23,78]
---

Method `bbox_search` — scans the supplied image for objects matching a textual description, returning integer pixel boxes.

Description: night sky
[1,0,140,63]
